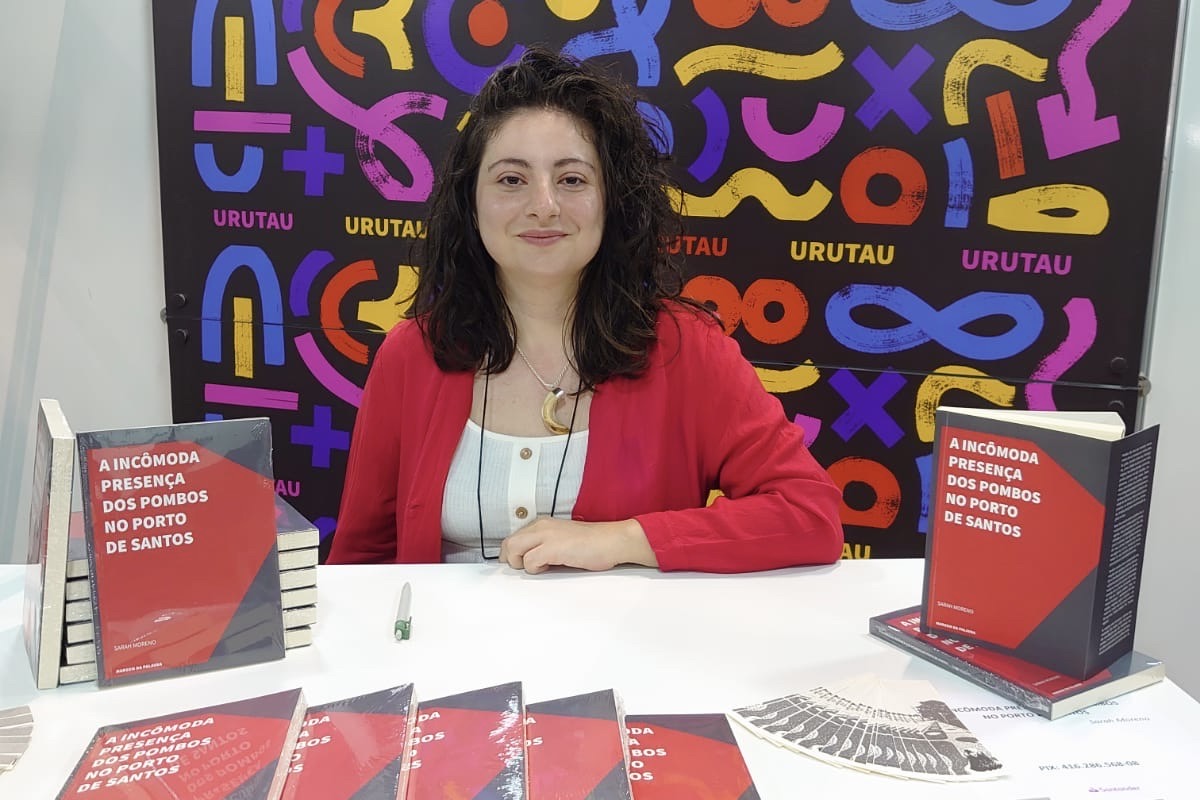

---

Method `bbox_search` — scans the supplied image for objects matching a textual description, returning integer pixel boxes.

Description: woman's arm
[326,331,406,564]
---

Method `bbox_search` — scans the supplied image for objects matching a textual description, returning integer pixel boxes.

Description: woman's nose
[526,176,560,219]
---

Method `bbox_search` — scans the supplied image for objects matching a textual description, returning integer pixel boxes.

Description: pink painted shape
[1037,0,1129,159]
[742,97,844,162]
[793,413,822,448]
[287,47,446,201]
[1025,297,1097,410]
[295,331,364,408]
[193,110,292,134]
[204,383,299,410]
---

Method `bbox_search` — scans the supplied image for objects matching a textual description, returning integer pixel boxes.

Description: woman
[328,46,843,573]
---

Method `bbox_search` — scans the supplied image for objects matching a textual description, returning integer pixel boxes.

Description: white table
[1,560,1197,798]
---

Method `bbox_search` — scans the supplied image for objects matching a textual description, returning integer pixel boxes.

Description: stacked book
[56,495,320,686]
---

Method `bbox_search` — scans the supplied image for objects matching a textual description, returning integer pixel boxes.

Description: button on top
[515,506,529,519]
[519,447,533,460]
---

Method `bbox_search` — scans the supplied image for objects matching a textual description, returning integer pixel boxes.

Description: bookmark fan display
[730,674,1004,783]
[0,706,33,775]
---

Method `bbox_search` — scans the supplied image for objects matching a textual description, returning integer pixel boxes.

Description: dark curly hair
[411,45,697,388]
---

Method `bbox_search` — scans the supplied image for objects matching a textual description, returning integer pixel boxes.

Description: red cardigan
[328,306,844,572]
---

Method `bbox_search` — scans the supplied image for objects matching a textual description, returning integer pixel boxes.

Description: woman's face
[474,108,605,292]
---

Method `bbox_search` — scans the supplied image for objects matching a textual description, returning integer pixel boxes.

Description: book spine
[1092,427,1159,671]
[868,617,1054,719]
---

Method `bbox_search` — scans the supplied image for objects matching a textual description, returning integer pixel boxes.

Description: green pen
[394,582,413,640]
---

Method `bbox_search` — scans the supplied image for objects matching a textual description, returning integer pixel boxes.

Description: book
[76,417,285,687]
[406,681,527,800]
[922,406,1160,678]
[275,495,320,551]
[526,689,633,799]
[280,685,417,800]
[56,687,305,799]
[870,606,1167,720]
[21,399,76,690]
[623,714,759,799]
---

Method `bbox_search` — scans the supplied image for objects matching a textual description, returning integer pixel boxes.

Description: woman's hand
[499,518,658,574]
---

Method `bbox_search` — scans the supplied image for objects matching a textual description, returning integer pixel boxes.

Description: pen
[394,582,413,641]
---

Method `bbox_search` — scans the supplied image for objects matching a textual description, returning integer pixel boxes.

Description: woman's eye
[500,175,522,186]
[561,175,584,186]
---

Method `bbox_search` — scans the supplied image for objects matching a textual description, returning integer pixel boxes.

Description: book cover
[870,606,1166,720]
[922,407,1159,678]
[623,714,759,799]
[76,417,285,687]
[406,681,526,800]
[526,689,633,800]
[56,687,306,799]
[281,684,417,800]
[22,399,76,689]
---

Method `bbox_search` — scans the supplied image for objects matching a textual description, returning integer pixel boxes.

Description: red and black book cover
[281,684,416,800]
[406,681,526,800]
[56,687,306,799]
[526,689,632,800]
[870,606,1166,720]
[921,409,1159,678]
[76,417,285,687]
[623,714,759,800]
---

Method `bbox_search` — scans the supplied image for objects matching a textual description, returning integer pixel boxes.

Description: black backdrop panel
[153,2,1180,558]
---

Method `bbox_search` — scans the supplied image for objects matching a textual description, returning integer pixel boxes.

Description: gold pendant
[541,388,570,435]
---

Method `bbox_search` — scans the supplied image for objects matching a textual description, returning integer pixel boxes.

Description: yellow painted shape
[353,0,415,71]
[225,17,245,103]
[706,489,724,506]
[943,39,1047,126]
[669,168,833,221]
[457,112,471,131]
[914,366,1015,443]
[674,42,843,87]
[358,265,420,332]
[756,361,820,394]
[988,184,1109,235]
[546,0,601,20]
[233,296,254,378]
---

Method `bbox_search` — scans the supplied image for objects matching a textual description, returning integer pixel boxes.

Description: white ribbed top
[441,420,588,562]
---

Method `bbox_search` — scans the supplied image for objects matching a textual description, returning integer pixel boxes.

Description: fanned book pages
[76,417,285,687]
[406,682,526,800]
[55,688,306,799]
[623,714,760,799]
[281,685,417,800]
[870,607,1166,720]
[730,675,1004,783]
[923,406,1159,679]
[0,705,34,774]
[21,399,76,689]
[526,689,633,800]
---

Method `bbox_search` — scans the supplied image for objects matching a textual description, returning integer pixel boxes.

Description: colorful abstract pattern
[153,1,1180,559]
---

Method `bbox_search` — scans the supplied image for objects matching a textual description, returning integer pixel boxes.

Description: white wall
[0,2,1196,699]
[0,0,171,560]
[1137,4,1200,702]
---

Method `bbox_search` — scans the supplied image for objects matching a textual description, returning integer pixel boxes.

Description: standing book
[56,687,306,799]
[281,684,417,800]
[870,606,1166,720]
[922,407,1159,679]
[22,398,76,690]
[76,417,285,687]
[526,689,633,799]
[406,681,526,800]
[623,714,760,799]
